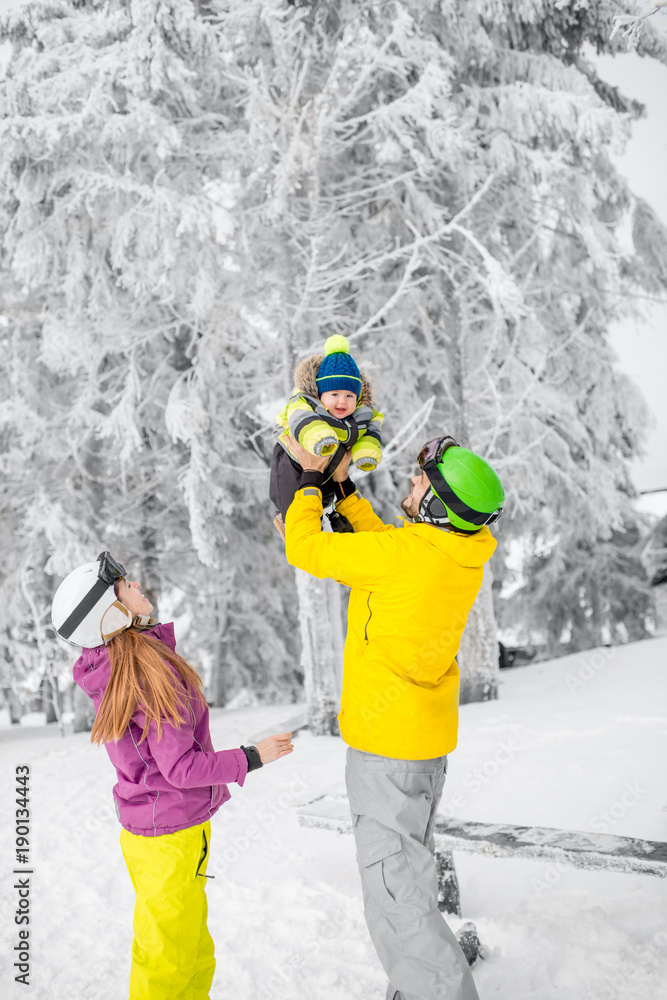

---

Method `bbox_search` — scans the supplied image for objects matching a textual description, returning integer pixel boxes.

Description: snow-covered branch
[611,3,667,48]
[381,396,436,469]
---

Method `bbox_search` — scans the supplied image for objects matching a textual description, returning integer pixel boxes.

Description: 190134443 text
[13,764,32,986]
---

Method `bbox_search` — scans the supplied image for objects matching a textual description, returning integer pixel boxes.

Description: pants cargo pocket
[357,834,418,914]
[195,827,209,879]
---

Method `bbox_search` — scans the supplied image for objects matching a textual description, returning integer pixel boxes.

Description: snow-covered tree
[217,0,667,703]
[513,517,656,655]
[3,0,666,726]
[0,0,300,706]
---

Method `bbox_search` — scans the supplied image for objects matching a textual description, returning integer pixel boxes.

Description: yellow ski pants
[120,820,215,1000]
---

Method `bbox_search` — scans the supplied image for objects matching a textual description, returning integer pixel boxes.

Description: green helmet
[417,437,505,532]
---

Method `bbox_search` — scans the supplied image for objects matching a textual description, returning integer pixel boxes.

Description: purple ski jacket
[73,622,248,837]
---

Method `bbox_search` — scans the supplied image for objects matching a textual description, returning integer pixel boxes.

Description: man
[285,433,504,1000]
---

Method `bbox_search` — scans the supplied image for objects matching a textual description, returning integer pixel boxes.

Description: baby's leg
[269,444,304,522]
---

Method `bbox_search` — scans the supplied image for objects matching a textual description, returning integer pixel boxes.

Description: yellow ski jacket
[285,486,497,760]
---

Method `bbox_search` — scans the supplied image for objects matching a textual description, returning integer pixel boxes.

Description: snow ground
[1,636,666,1000]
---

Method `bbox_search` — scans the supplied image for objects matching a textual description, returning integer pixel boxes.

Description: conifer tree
[514,517,655,655]
[0,0,299,706]
[216,0,667,704]
[2,0,666,725]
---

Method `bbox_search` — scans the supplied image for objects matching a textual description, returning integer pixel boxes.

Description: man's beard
[401,494,416,518]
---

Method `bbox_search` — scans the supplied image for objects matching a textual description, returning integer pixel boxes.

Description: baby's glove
[313,435,338,457]
[351,438,382,472]
[354,455,379,472]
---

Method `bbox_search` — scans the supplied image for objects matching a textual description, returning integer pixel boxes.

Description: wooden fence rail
[297,794,667,916]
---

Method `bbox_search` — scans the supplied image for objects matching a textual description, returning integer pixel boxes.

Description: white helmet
[52,552,133,648]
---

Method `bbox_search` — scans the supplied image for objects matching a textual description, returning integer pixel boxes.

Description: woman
[51,551,293,1000]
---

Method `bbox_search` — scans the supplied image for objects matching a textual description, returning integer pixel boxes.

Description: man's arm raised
[330,442,397,535]
[284,435,397,587]
[286,433,394,533]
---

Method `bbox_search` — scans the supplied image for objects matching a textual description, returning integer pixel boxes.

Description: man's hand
[332,447,353,483]
[286,433,330,473]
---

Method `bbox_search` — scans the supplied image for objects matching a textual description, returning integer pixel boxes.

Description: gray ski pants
[345,748,480,1000]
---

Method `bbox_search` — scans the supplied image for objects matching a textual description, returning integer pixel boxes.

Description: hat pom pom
[323,335,350,356]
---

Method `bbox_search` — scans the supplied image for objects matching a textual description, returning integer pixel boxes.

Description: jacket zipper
[364,593,373,644]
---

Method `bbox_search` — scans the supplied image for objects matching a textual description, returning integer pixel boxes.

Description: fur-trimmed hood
[293,353,374,406]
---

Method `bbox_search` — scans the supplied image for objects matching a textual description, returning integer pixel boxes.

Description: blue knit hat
[315,336,362,397]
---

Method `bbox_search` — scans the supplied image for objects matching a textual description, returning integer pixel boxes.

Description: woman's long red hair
[90,629,206,746]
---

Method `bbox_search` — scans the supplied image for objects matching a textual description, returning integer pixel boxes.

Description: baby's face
[320,390,358,419]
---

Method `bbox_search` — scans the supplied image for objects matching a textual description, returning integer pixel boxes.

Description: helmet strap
[418,489,480,534]
[132,614,157,631]
[417,489,452,528]
[58,577,109,641]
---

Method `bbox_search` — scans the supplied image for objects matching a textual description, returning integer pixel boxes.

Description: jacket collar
[138,621,176,650]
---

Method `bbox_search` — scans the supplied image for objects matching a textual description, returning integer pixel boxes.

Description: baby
[270,335,384,529]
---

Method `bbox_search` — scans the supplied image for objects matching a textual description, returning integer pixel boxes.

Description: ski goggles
[417,436,503,528]
[97,551,127,586]
[417,436,459,469]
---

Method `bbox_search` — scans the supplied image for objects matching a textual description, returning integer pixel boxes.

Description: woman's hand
[286,434,330,473]
[255,732,294,764]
